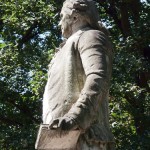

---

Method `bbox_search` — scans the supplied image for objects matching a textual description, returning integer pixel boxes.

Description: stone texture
[35,124,81,150]
[36,0,115,149]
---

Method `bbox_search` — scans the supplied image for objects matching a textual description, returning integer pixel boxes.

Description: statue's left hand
[49,116,78,131]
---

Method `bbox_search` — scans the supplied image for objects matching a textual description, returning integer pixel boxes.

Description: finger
[49,119,59,129]
[64,119,77,130]
[58,118,72,130]
[58,118,66,129]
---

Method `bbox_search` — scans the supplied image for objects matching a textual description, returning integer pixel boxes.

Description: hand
[49,115,78,131]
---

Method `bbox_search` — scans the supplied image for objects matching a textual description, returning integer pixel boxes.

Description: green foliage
[108,2,150,149]
[0,0,149,149]
[0,0,62,149]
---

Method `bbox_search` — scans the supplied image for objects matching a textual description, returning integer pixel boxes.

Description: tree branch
[120,2,131,37]
[6,96,39,123]
[130,0,141,25]
[18,20,39,47]
[0,84,39,124]
[0,116,23,126]
[98,1,124,36]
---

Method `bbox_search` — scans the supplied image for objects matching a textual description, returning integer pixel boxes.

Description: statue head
[59,0,108,38]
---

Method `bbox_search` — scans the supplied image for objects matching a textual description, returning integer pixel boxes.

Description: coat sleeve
[65,30,112,130]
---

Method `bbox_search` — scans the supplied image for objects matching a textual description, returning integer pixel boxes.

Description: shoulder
[82,29,105,36]
[81,29,107,40]
[78,29,110,49]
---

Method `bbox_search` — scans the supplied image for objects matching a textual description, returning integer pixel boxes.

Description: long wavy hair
[62,0,109,35]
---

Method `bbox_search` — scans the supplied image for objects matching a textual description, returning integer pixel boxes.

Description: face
[59,8,73,38]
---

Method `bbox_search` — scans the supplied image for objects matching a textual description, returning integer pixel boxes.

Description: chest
[49,41,78,76]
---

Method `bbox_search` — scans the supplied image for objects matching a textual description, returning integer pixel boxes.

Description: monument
[36,0,115,149]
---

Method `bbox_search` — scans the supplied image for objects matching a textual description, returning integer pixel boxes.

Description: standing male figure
[42,0,115,149]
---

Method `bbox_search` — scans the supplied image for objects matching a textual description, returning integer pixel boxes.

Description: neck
[71,21,89,35]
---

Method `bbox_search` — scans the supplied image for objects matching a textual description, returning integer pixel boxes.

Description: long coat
[43,27,114,148]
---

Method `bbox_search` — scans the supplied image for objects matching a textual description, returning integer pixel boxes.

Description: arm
[65,30,112,129]
[50,30,112,130]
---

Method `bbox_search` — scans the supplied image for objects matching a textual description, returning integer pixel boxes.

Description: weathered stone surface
[35,124,81,150]
[36,0,115,149]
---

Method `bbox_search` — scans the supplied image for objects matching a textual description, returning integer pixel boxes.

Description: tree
[0,0,149,149]
[96,0,150,149]
[0,0,62,149]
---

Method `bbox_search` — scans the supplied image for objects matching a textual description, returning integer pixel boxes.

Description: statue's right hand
[49,118,60,129]
[49,116,78,131]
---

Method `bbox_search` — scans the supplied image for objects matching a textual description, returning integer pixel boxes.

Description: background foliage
[0,0,149,149]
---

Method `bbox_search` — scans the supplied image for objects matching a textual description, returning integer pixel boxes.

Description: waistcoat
[43,27,114,142]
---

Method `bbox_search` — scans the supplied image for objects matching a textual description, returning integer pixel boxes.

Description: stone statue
[41,0,115,149]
